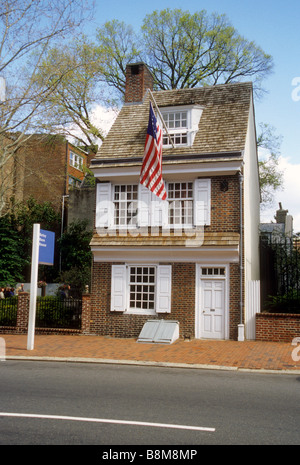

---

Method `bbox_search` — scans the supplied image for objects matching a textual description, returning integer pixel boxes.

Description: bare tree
[0,0,94,215]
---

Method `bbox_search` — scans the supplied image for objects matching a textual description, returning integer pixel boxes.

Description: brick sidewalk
[1,334,300,372]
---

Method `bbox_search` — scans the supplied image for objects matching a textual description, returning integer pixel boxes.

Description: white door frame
[195,264,230,339]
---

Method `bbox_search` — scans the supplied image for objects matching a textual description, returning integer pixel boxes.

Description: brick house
[89,63,260,341]
[4,134,89,211]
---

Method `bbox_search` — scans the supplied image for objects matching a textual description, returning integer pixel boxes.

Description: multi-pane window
[162,111,188,146]
[168,182,193,226]
[114,185,138,226]
[69,151,84,171]
[129,266,156,311]
[201,267,226,276]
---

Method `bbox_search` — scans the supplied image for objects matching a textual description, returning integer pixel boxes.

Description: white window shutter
[111,265,126,312]
[96,183,112,228]
[138,184,151,227]
[194,179,211,226]
[156,265,172,313]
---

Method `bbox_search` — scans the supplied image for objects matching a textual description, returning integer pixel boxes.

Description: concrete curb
[4,355,300,375]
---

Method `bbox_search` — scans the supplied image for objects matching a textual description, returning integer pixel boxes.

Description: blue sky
[91,0,300,230]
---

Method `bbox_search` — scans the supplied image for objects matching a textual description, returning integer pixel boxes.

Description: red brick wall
[22,136,67,209]
[209,175,240,233]
[90,262,196,338]
[256,313,300,342]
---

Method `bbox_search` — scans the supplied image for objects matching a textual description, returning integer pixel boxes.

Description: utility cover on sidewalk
[137,319,179,344]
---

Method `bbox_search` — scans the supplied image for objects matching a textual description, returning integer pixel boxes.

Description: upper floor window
[168,182,193,226]
[96,179,211,230]
[160,105,204,148]
[114,184,138,227]
[69,151,84,171]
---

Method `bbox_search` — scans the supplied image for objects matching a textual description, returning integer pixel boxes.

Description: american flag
[140,102,167,200]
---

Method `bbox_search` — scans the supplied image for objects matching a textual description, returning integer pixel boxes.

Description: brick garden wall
[256,313,300,342]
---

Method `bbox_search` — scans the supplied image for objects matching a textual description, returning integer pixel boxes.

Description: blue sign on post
[39,229,55,266]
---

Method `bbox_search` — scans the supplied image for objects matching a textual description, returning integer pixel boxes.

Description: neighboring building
[89,63,260,341]
[260,203,294,241]
[3,134,90,212]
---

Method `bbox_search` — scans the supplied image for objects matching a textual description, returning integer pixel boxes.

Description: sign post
[27,224,40,350]
[27,224,55,351]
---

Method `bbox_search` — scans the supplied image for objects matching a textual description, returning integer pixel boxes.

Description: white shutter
[194,179,211,226]
[111,265,127,312]
[156,265,172,313]
[96,182,112,228]
[138,184,151,227]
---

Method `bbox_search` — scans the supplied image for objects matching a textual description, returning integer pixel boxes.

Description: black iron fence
[0,296,82,329]
[0,296,18,326]
[260,235,300,313]
[36,297,82,329]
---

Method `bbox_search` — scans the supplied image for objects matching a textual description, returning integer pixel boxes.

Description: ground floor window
[111,264,172,314]
[129,266,156,311]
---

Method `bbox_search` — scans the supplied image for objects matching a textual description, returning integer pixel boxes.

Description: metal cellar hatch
[137,319,179,344]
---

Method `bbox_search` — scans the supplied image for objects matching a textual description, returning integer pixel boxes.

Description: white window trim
[69,151,84,171]
[113,183,138,230]
[110,264,172,315]
[160,105,204,148]
[167,181,194,228]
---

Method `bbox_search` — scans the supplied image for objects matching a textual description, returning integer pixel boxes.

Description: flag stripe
[140,103,167,201]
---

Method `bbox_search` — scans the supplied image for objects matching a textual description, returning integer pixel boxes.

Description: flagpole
[148,89,175,149]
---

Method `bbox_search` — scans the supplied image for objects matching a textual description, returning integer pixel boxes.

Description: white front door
[200,279,225,339]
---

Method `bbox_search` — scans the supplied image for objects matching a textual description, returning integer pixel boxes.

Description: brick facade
[89,173,243,340]
[4,135,90,212]
[209,175,240,234]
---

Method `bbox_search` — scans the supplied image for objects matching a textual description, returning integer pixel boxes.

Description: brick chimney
[124,63,153,103]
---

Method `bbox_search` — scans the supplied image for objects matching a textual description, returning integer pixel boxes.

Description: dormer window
[160,105,204,148]
[162,110,188,146]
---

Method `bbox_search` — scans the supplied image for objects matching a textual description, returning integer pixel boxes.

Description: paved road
[0,361,299,445]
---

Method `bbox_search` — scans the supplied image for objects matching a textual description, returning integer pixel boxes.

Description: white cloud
[260,157,300,233]
[65,104,118,147]
[91,104,118,138]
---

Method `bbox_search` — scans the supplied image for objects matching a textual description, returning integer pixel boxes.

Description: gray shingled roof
[92,81,253,166]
